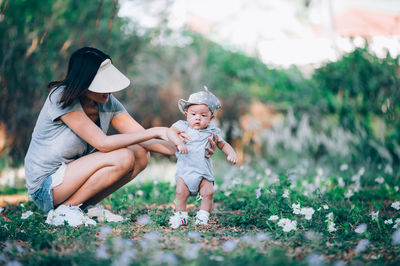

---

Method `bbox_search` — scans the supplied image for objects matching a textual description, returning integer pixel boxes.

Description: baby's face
[185,104,214,130]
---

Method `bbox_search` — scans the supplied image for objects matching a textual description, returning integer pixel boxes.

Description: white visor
[87,59,130,93]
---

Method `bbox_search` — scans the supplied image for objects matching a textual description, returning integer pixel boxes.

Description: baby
[167,87,237,228]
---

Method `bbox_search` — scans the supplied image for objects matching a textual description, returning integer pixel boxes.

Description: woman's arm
[111,112,177,155]
[61,110,167,153]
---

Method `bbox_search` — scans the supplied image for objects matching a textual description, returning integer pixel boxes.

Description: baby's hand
[227,152,238,164]
[177,144,189,154]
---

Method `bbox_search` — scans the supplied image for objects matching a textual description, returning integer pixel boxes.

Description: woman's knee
[113,148,135,172]
[134,146,150,171]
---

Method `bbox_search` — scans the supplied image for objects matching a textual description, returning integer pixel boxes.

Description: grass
[0,157,399,265]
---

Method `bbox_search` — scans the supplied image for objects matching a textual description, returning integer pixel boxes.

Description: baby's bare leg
[176,177,190,211]
[199,179,214,212]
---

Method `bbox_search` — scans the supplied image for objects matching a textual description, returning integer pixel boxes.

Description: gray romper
[172,120,223,195]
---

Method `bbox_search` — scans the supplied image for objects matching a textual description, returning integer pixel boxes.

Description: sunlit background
[1,0,400,194]
[1,0,400,265]
[120,0,400,68]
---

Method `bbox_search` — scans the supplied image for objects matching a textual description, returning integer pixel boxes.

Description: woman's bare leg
[199,179,213,212]
[53,148,135,207]
[81,144,149,208]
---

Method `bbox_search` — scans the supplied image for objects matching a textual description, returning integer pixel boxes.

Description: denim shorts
[30,175,54,213]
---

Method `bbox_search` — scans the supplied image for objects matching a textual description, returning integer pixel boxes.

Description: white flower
[187,231,201,240]
[338,177,345,187]
[326,213,337,232]
[323,204,329,210]
[222,239,237,252]
[255,188,261,199]
[305,231,322,241]
[370,211,379,221]
[184,243,202,260]
[255,232,270,241]
[355,239,370,253]
[268,215,279,221]
[95,244,110,259]
[384,164,393,174]
[97,225,112,240]
[137,190,144,196]
[21,211,33,219]
[0,207,4,213]
[292,203,301,214]
[306,253,325,266]
[264,168,272,176]
[137,215,152,226]
[355,224,367,234]
[300,207,315,220]
[328,222,337,232]
[358,167,365,176]
[394,218,400,229]
[340,164,348,171]
[395,186,399,192]
[292,203,315,220]
[210,255,224,262]
[277,218,297,232]
[374,177,384,184]
[391,201,400,210]
[268,175,280,185]
[392,230,400,245]
[334,260,346,266]
[317,168,324,176]
[384,219,393,224]
[282,189,289,198]
[140,231,162,249]
[345,189,354,198]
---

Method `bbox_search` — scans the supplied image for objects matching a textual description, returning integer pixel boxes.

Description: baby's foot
[195,210,210,225]
[169,211,188,229]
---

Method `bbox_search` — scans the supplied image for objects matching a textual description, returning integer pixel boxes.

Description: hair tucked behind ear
[48,47,110,108]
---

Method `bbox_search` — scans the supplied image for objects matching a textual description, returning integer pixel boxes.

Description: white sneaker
[46,204,96,227]
[169,212,188,229]
[195,210,209,225]
[86,205,124,222]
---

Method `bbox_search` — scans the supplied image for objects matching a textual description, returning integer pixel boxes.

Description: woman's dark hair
[48,47,110,108]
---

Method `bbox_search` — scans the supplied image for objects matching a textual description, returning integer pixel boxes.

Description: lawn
[1,156,399,266]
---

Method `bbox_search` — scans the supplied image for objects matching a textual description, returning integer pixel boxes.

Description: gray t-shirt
[172,120,223,194]
[24,87,127,194]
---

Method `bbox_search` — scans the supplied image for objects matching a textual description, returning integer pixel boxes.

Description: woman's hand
[177,144,189,154]
[205,133,218,158]
[157,127,170,141]
[177,132,192,142]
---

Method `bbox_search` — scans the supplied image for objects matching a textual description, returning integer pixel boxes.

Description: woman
[24,47,217,215]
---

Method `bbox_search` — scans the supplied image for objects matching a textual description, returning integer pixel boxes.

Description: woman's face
[85,90,110,104]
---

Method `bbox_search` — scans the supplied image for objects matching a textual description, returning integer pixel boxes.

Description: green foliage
[1,150,400,264]
[2,0,400,173]
[312,46,400,166]
[0,0,145,164]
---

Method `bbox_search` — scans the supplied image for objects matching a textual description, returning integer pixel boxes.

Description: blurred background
[0,0,399,193]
